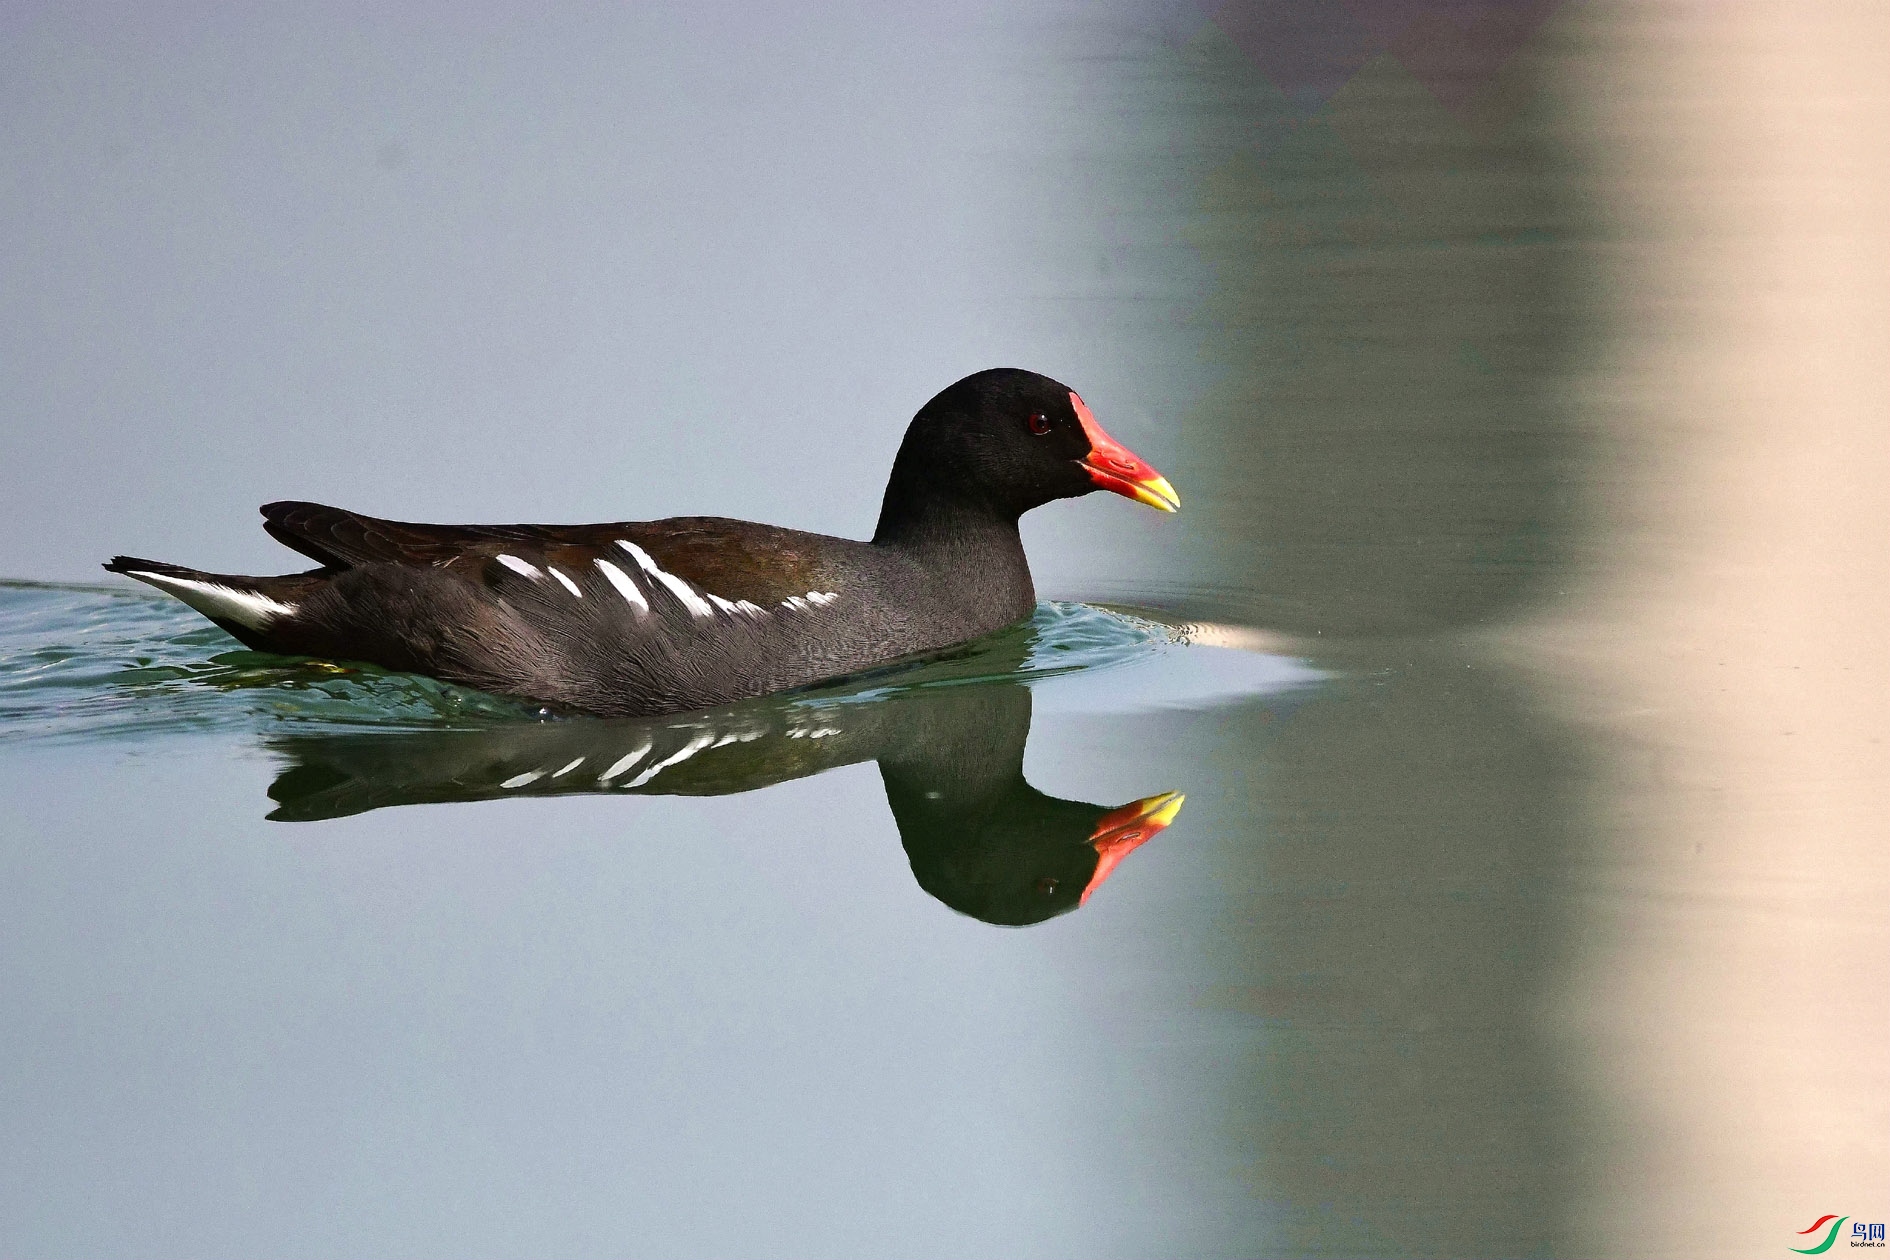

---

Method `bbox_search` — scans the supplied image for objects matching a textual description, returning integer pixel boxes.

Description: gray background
[5,4,1885,1257]
[0,2,1188,593]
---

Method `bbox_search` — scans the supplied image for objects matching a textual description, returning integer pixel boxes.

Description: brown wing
[619,518,838,610]
[261,502,844,610]
[261,501,590,568]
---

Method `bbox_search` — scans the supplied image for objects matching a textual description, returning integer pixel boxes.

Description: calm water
[3,584,1351,1255]
[0,586,1582,1258]
[5,5,1886,1258]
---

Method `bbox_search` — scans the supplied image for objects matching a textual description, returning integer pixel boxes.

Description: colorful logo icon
[1792,1215,1849,1254]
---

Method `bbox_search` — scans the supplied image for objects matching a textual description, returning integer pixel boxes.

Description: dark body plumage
[105,369,1176,717]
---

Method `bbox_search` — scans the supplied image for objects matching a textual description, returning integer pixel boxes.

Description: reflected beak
[1080,790,1185,906]
[1071,392,1180,513]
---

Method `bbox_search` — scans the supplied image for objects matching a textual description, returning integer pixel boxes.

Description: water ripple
[0,580,1211,744]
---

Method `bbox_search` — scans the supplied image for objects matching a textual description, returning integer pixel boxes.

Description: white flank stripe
[735,600,766,617]
[615,540,713,619]
[496,553,542,580]
[781,595,810,612]
[653,570,714,619]
[807,590,838,606]
[500,770,545,789]
[593,559,649,612]
[627,730,717,788]
[552,757,586,778]
[128,571,296,631]
[547,566,583,597]
[599,741,654,783]
[707,593,739,615]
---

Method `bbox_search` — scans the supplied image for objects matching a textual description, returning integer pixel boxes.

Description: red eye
[1027,412,1052,436]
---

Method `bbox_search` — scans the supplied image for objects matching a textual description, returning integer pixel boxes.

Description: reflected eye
[1026,412,1052,436]
[1036,876,1060,895]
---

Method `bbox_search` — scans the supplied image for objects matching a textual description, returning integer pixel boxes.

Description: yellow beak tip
[1135,476,1181,513]
[1147,792,1186,825]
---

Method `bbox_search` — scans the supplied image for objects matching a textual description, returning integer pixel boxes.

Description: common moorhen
[105,368,1178,716]
[265,674,1183,926]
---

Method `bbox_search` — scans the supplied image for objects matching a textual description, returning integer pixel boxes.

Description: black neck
[873,480,1031,606]
[871,461,1021,551]
[879,682,1030,779]
[869,428,1038,627]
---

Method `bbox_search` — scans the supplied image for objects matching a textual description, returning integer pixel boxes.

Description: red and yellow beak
[1080,790,1185,906]
[1071,392,1180,513]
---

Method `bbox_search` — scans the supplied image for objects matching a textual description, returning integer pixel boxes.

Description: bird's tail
[103,555,305,636]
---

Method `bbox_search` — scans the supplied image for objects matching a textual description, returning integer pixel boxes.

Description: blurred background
[2,2,1884,1256]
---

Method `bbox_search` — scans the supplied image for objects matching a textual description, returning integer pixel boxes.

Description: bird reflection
[264,674,1182,927]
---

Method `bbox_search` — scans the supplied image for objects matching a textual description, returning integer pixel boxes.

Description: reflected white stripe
[551,757,585,778]
[627,730,717,788]
[593,559,649,612]
[500,770,545,789]
[599,741,654,783]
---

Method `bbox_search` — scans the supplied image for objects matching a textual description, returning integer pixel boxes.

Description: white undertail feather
[128,571,296,631]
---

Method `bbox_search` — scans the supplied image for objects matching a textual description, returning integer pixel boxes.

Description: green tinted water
[0,581,1298,744]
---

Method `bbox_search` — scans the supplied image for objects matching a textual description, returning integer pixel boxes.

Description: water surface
[5,4,1885,1258]
[1,580,1338,1257]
